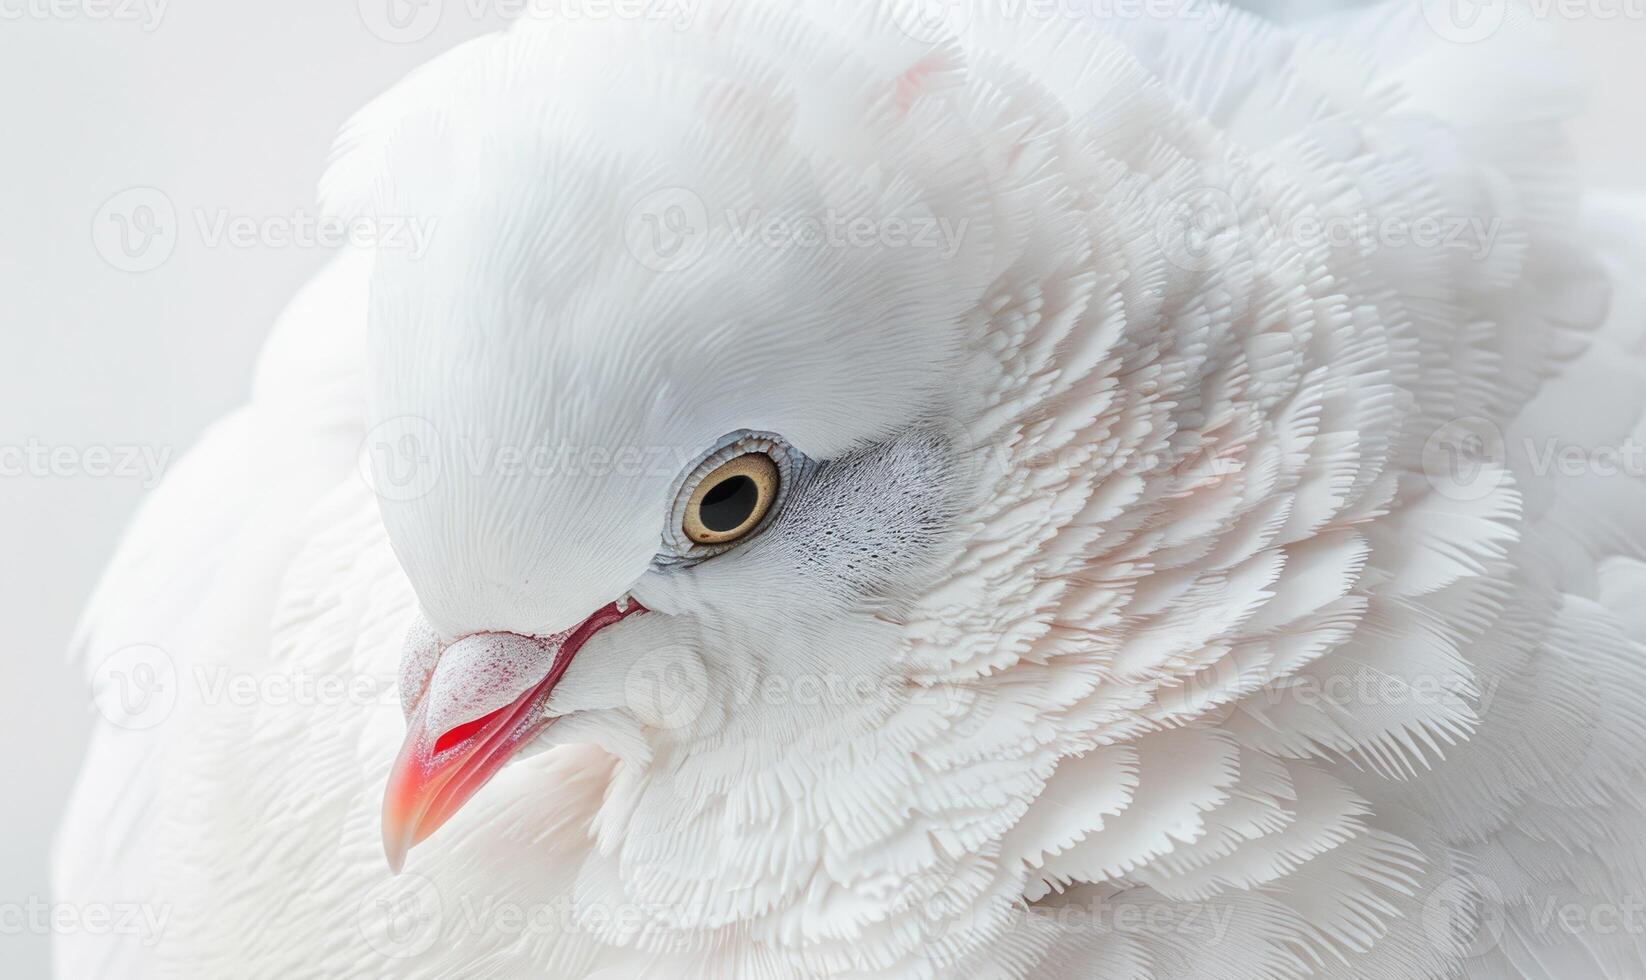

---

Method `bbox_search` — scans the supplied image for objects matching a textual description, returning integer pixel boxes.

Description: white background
[1,3,1642,975]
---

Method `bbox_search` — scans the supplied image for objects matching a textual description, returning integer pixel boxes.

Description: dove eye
[666,432,802,558]
[683,453,779,545]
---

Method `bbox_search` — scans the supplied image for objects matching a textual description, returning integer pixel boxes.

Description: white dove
[54,1,1646,977]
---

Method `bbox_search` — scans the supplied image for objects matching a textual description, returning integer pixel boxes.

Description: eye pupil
[698,475,758,533]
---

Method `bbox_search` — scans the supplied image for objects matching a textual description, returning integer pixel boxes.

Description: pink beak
[381,600,643,872]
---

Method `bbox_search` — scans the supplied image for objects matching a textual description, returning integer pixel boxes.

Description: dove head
[339,15,1008,872]
[305,0,1532,968]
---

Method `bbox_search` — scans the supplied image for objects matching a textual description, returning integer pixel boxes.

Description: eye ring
[665,431,803,558]
[683,453,779,545]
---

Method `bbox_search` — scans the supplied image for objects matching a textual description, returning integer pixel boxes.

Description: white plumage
[54,2,1646,977]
